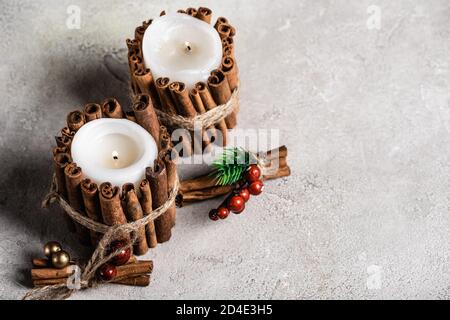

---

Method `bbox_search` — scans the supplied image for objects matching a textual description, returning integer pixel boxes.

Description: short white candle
[142,13,223,89]
[71,119,158,187]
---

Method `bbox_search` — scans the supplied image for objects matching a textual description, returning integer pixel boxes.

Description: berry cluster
[97,240,131,281]
[209,164,264,221]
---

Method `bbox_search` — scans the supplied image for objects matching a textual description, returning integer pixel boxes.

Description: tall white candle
[142,13,222,89]
[71,119,158,187]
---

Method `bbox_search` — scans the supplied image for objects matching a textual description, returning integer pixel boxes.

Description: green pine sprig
[211,147,257,186]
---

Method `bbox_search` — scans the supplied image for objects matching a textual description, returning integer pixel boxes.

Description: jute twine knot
[23,173,179,300]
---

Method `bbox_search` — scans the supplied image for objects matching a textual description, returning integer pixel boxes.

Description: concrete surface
[0,0,449,299]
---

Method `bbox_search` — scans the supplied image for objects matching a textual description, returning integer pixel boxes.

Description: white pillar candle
[71,119,158,187]
[142,13,222,89]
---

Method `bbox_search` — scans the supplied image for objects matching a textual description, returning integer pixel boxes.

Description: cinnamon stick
[83,103,102,122]
[217,23,235,39]
[195,82,228,146]
[99,182,128,241]
[195,7,212,23]
[190,88,214,150]
[262,165,291,180]
[126,39,140,56]
[61,127,75,139]
[122,184,148,256]
[55,135,72,149]
[176,185,234,207]
[52,146,68,156]
[214,17,228,29]
[132,95,161,147]
[146,160,171,243]
[80,179,103,245]
[134,68,160,108]
[31,266,74,280]
[160,150,177,227]
[32,258,50,268]
[220,56,239,91]
[180,173,217,193]
[114,274,150,287]
[64,163,91,245]
[135,21,151,42]
[222,37,235,57]
[139,179,158,248]
[115,260,153,280]
[169,82,197,117]
[155,77,178,115]
[102,98,123,119]
[208,70,236,129]
[186,7,197,17]
[66,110,85,132]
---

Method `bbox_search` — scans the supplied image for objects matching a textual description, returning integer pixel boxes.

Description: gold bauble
[51,250,70,269]
[44,241,62,258]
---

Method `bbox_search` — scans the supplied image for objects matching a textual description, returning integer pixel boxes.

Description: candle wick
[184,41,192,53]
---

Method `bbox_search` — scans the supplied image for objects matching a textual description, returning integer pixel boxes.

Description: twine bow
[23,173,179,300]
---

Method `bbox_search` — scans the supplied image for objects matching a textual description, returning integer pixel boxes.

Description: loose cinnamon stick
[139,179,158,248]
[160,150,177,227]
[64,163,91,245]
[83,103,102,122]
[155,77,178,115]
[55,135,72,149]
[208,70,236,129]
[31,266,74,280]
[180,173,217,193]
[102,98,123,119]
[115,260,153,280]
[66,110,85,132]
[132,95,161,147]
[122,184,148,256]
[146,160,171,243]
[99,182,128,241]
[177,185,234,207]
[258,145,288,161]
[220,56,239,91]
[32,258,50,268]
[195,82,228,146]
[195,7,212,23]
[114,274,150,287]
[80,179,103,245]
[262,165,291,180]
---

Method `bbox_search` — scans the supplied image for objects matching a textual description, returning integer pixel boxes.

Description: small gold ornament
[44,241,62,258]
[51,250,70,269]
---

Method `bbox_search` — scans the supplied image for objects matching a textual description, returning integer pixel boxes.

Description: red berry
[209,209,219,221]
[217,207,230,219]
[245,164,261,183]
[98,263,117,281]
[109,241,131,266]
[238,188,250,202]
[248,180,264,195]
[228,195,245,213]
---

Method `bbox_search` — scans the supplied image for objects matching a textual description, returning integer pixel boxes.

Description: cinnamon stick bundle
[139,179,158,248]
[80,179,103,245]
[83,103,102,122]
[99,182,128,241]
[64,163,91,245]
[195,7,212,23]
[102,98,123,119]
[208,70,236,129]
[195,82,228,146]
[155,77,178,115]
[122,183,148,256]
[146,159,171,243]
[132,95,161,147]
[67,110,85,132]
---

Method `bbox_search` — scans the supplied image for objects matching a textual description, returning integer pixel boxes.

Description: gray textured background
[0,0,449,299]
